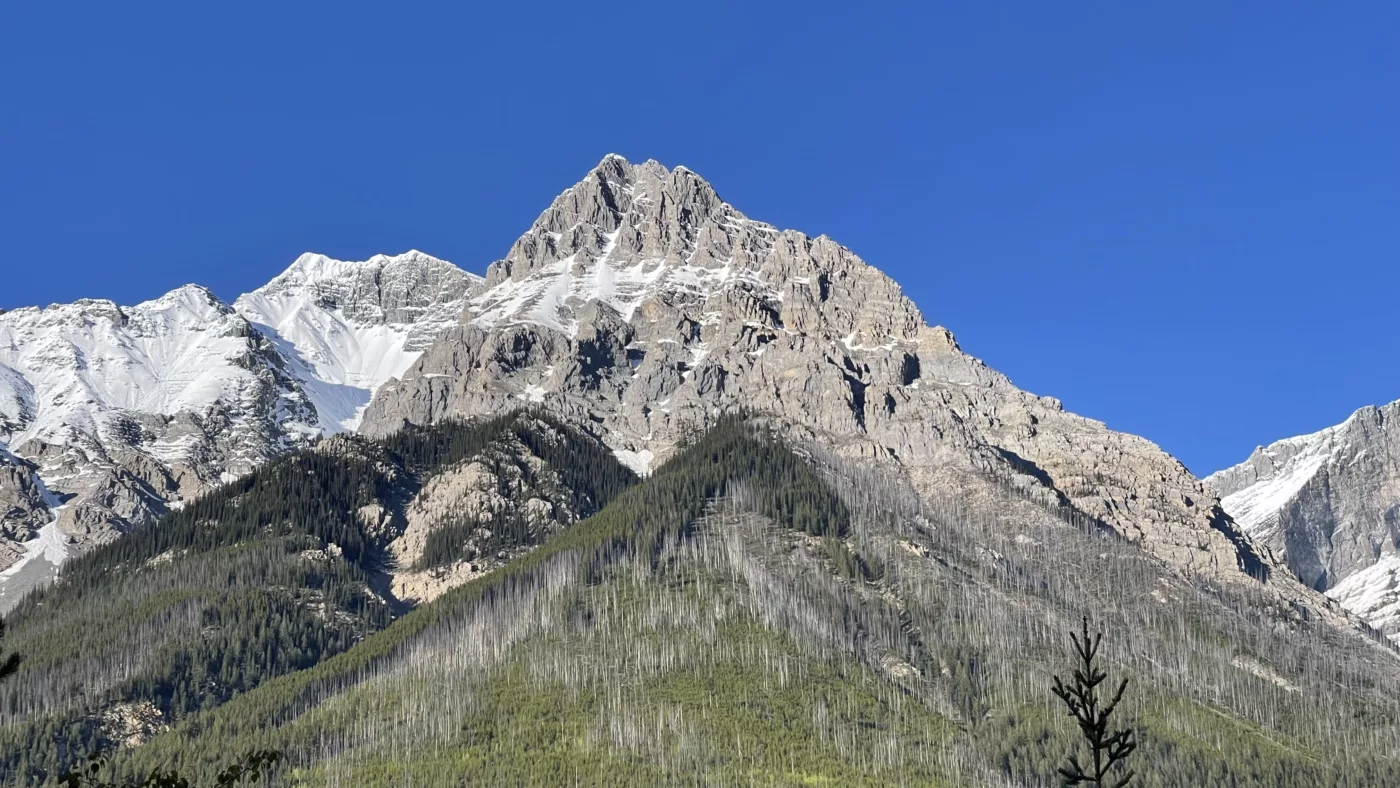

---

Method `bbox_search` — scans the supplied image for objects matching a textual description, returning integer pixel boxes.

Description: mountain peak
[233,250,486,435]
[142,283,229,315]
[595,152,631,169]
[472,156,920,351]
[247,251,481,315]
[263,250,461,291]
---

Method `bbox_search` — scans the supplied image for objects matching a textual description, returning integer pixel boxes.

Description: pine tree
[1052,616,1137,787]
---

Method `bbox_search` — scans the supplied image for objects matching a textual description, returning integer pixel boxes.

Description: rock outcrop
[0,452,49,566]
[316,414,617,606]
[388,430,580,605]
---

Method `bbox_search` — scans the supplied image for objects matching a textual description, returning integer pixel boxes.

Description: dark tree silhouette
[0,619,20,684]
[1052,616,1137,787]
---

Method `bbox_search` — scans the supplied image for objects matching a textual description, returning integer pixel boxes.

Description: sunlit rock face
[363,155,1293,603]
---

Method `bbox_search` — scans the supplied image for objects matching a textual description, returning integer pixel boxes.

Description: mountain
[361,154,1311,605]
[0,285,320,584]
[1207,400,1400,641]
[4,416,1398,785]
[3,155,1400,785]
[0,252,479,608]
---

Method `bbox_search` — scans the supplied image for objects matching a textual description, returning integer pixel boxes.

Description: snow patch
[1327,555,1400,643]
[1219,451,1331,538]
[614,448,654,477]
[0,521,71,583]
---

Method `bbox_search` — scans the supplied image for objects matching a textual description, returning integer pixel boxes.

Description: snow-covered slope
[1326,555,1400,639]
[0,284,316,459]
[1207,401,1400,641]
[234,250,482,431]
[0,285,320,601]
[0,251,479,608]
[1209,417,1355,543]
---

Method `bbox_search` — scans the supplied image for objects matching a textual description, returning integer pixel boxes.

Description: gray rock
[0,452,49,558]
[362,155,1304,608]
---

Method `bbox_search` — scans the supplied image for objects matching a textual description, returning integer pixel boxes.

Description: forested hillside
[5,416,1396,785]
[0,411,635,783]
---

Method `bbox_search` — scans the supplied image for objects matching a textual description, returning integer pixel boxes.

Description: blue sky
[2,1,1396,475]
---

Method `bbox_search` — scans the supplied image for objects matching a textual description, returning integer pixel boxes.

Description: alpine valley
[2,157,1399,786]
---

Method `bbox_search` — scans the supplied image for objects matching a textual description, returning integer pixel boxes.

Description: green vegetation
[0,621,19,686]
[57,751,280,788]
[0,411,634,783]
[2,413,1399,785]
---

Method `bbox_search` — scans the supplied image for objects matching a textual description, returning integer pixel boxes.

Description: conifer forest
[1,412,1398,785]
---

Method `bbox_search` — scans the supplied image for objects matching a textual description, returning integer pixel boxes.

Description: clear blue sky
[3,2,1396,476]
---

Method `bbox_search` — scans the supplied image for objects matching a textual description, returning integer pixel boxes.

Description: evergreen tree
[1052,616,1137,787]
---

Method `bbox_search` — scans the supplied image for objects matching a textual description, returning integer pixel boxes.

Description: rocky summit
[362,155,1312,605]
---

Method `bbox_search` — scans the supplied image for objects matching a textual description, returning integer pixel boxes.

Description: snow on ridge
[256,249,481,297]
[235,250,483,432]
[0,248,482,451]
[0,283,275,450]
[1208,409,1366,537]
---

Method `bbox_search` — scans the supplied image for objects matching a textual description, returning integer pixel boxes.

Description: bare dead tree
[1052,616,1137,787]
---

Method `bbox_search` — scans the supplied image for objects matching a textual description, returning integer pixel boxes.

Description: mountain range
[1,156,1398,785]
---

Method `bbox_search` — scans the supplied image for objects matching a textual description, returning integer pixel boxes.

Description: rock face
[0,452,51,569]
[98,701,168,749]
[307,414,617,606]
[234,251,484,432]
[388,425,586,605]
[1207,401,1400,640]
[361,155,1286,594]
[0,252,478,604]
